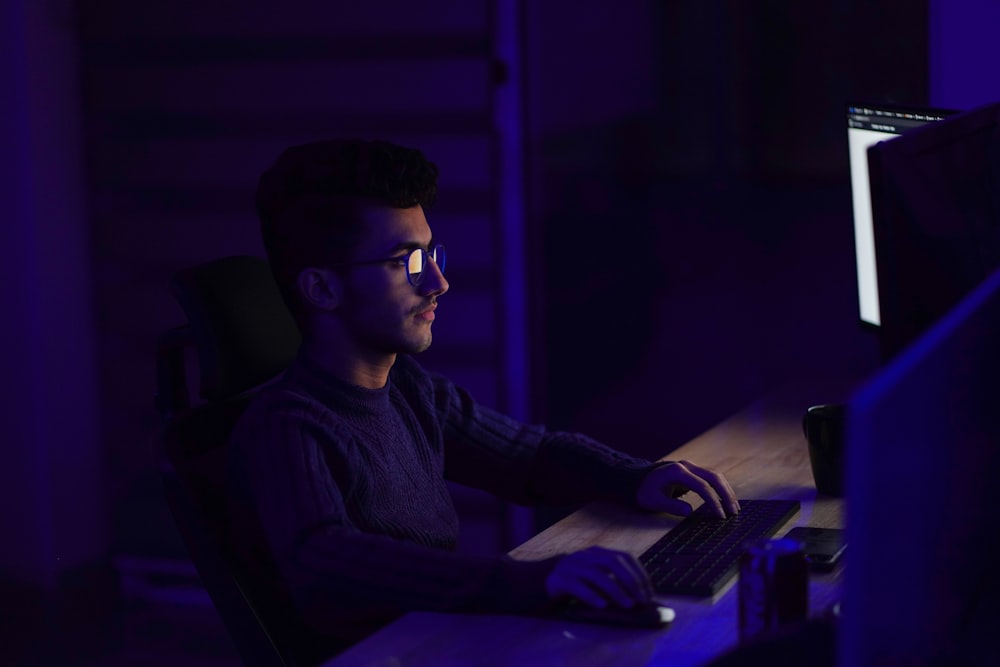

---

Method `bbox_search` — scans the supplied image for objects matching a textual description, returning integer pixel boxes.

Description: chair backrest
[156,255,332,667]
[170,254,301,404]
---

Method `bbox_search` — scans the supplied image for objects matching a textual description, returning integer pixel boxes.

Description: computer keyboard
[639,499,801,597]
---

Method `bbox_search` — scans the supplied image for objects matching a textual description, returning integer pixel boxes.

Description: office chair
[155,255,333,667]
[157,254,302,415]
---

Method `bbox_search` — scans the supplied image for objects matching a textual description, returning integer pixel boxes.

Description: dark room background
[3,0,999,664]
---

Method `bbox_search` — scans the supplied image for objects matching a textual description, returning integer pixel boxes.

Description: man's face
[335,203,448,357]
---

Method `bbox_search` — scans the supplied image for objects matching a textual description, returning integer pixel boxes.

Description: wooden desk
[324,391,845,667]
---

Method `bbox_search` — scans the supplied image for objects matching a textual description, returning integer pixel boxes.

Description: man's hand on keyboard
[635,460,740,519]
[545,546,654,609]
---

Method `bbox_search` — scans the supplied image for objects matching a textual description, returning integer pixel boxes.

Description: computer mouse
[556,600,675,628]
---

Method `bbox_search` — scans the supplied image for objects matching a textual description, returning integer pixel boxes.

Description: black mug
[802,404,846,497]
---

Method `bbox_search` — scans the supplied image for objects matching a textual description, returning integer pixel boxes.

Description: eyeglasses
[337,244,446,287]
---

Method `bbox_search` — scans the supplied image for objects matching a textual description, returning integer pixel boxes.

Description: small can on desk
[738,537,809,643]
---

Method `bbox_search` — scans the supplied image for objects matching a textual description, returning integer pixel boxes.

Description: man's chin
[396,332,433,356]
[410,337,433,355]
[373,325,434,356]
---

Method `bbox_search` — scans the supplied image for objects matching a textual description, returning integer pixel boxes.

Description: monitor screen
[842,264,1000,666]
[866,100,1000,360]
[846,103,954,328]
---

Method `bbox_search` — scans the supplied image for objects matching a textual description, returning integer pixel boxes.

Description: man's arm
[227,392,559,629]
[425,366,738,516]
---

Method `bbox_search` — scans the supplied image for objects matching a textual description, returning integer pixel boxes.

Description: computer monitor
[866,100,1000,360]
[846,103,954,329]
[841,264,1000,666]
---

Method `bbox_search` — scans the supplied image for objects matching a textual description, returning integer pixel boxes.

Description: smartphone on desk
[785,526,847,572]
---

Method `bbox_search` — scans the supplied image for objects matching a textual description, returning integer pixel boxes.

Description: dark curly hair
[256,139,439,318]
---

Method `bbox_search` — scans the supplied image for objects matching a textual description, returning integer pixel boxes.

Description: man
[228,139,739,657]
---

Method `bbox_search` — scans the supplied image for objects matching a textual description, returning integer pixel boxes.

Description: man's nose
[419,257,448,296]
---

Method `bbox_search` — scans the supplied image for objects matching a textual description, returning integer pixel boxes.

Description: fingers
[676,460,741,517]
[545,547,654,609]
[637,461,741,518]
[613,549,655,601]
[668,463,724,517]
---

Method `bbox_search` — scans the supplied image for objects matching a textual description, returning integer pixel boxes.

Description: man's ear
[296,267,341,311]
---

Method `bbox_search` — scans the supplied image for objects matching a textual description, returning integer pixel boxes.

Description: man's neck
[299,337,395,390]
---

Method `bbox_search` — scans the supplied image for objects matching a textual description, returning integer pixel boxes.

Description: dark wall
[528,1,928,460]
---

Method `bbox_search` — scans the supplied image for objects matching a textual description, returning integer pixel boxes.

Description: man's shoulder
[232,372,341,438]
[390,355,453,400]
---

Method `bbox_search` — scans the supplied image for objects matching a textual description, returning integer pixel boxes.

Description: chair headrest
[171,255,301,402]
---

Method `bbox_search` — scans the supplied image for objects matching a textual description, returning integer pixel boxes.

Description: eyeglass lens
[408,245,445,285]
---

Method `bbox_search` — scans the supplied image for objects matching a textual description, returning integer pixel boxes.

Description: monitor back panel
[842,266,1000,666]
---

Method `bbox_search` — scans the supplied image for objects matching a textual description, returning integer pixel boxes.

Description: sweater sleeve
[415,362,657,508]
[227,390,560,638]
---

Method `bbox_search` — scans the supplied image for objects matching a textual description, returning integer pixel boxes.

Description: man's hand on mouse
[545,546,654,608]
[635,460,740,518]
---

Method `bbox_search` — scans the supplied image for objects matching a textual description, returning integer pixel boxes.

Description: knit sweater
[227,352,657,649]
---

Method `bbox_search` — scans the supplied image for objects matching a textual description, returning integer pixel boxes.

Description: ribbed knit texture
[227,352,657,649]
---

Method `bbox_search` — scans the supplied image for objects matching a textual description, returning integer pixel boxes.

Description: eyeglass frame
[330,243,446,287]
